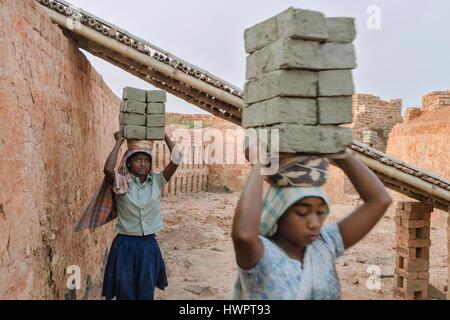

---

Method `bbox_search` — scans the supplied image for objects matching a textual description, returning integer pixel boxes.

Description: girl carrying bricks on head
[231,147,392,299]
[75,130,183,300]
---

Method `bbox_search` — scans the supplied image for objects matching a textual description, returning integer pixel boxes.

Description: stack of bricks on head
[243,7,356,156]
[120,87,167,140]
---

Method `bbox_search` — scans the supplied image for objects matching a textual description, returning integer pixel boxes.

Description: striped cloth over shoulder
[74,145,154,232]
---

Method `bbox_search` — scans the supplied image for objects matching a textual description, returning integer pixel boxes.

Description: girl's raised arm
[104,131,124,186]
[232,164,265,270]
[333,152,392,249]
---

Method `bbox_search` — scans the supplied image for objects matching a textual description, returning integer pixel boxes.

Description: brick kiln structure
[387,91,450,201]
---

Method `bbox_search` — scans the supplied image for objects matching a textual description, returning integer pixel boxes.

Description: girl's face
[128,153,152,176]
[277,197,329,246]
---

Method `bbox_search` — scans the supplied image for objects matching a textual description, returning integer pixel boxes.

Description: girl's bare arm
[333,152,392,249]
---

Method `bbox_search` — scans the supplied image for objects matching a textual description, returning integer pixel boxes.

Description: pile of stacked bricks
[421,90,450,113]
[350,94,403,152]
[120,87,167,140]
[243,7,356,154]
[362,129,378,146]
[393,201,433,300]
[403,107,422,122]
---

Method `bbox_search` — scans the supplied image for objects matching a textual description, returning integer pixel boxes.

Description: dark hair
[126,152,152,167]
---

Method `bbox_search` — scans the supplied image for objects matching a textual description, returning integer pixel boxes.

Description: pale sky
[69,0,450,114]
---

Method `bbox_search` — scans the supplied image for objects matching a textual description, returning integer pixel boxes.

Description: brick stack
[243,7,356,154]
[351,94,403,152]
[362,129,378,146]
[393,201,433,300]
[120,87,166,140]
[422,90,450,112]
[403,107,422,122]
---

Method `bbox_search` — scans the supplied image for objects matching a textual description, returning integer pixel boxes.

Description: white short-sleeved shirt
[114,172,167,236]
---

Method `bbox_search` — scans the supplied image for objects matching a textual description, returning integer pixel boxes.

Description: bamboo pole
[374,170,449,210]
[101,26,109,36]
[44,7,244,109]
[350,150,450,204]
[78,37,242,118]
[56,4,66,13]
[87,47,242,125]
[380,178,448,212]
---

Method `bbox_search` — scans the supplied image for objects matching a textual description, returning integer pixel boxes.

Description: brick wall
[204,122,251,193]
[163,115,251,193]
[152,134,209,196]
[0,0,118,299]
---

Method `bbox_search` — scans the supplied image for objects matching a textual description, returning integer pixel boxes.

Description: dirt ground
[89,191,449,300]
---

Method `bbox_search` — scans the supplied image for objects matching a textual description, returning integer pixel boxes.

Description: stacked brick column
[242,8,355,155]
[422,90,450,112]
[393,201,433,300]
[120,87,166,140]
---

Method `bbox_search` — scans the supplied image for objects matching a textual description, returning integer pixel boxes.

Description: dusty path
[89,191,449,300]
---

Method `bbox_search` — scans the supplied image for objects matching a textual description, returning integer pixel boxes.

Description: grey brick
[147,102,166,114]
[246,38,323,79]
[119,112,147,126]
[123,125,147,140]
[244,16,278,54]
[242,105,267,128]
[245,8,329,54]
[326,17,356,43]
[122,87,147,102]
[318,96,353,124]
[318,70,354,96]
[277,8,329,41]
[120,100,147,114]
[242,97,317,128]
[321,43,356,69]
[146,127,165,140]
[263,124,353,153]
[147,90,167,103]
[244,70,318,104]
[146,115,166,127]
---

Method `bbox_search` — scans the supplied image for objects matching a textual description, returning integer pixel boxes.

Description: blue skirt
[102,234,168,300]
